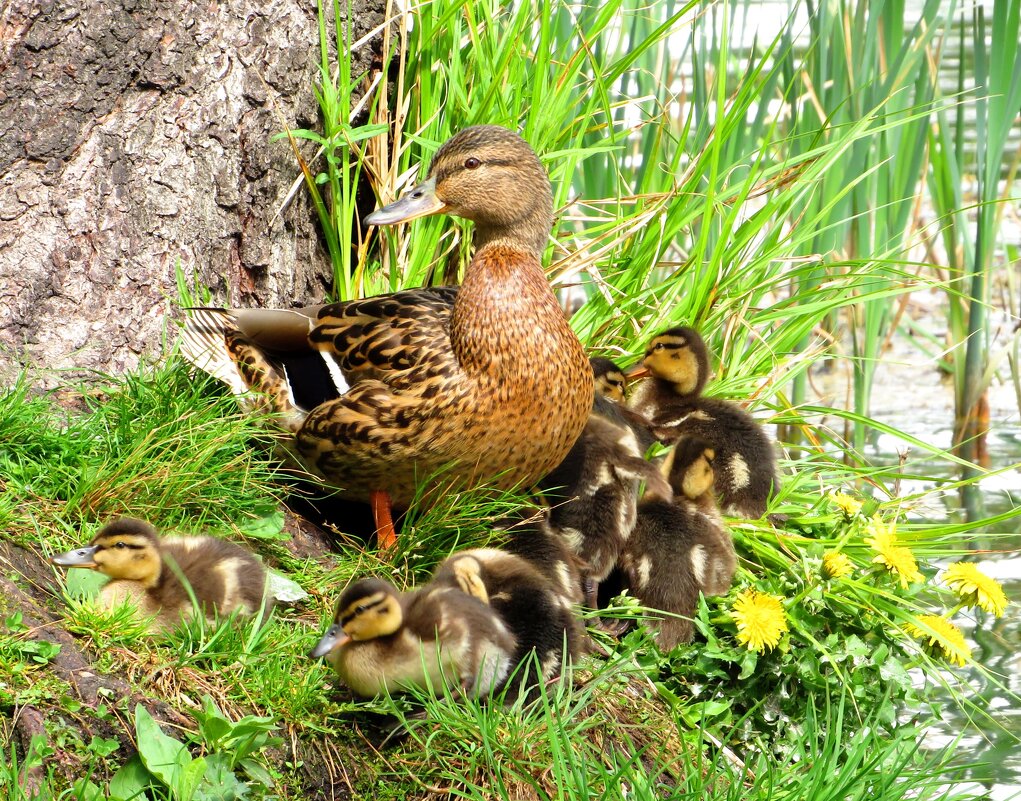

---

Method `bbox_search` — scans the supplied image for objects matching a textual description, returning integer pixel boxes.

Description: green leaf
[109,754,152,801]
[196,754,248,801]
[87,734,121,758]
[737,649,758,680]
[72,778,105,801]
[238,758,275,789]
[178,756,210,801]
[238,510,286,541]
[63,567,109,599]
[134,704,194,797]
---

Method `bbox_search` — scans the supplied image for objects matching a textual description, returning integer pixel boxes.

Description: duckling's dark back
[666,399,778,518]
[495,512,585,605]
[541,409,669,589]
[156,536,269,617]
[622,492,736,649]
[432,547,583,691]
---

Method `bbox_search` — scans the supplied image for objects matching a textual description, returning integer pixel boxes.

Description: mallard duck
[431,542,586,689]
[181,125,594,548]
[310,576,516,699]
[626,327,780,519]
[50,518,270,632]
[620,442,736,648]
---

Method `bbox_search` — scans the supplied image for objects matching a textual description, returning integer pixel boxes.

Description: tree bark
[0,0,385,386]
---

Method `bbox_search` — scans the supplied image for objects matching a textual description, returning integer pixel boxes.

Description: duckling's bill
[625,363,651,380]
[50,545,100,569]
[310,623,350,659]
[365,176,446,226]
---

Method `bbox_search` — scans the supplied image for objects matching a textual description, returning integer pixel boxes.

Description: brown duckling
[494,511,585,607]
[181,125,593,549]
[620,442,736,649]
[50,518,270,632]
[431,541,586,688]
[310,576,516,699]
[627,327,780,519]
[540,405,672,611]
[590,356,627,403]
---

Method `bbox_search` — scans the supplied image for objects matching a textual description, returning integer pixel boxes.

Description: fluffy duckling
[50,518,270,632]
[495,511,585,607]
[310,577,516,699]
[590,356,627,403]
[627,327,780,519]
[540,406,672,611]
[620,442,736,649]
[431,540,586,688]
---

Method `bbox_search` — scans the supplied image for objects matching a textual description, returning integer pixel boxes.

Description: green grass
[1,357,1012,798]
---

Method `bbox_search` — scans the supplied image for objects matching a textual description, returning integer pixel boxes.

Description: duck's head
[590,357,626,403]
[365,125,554,256]
[630,327,710,397]
[310,577,403,659]
[674,439,716,500]
[50,518,163,588]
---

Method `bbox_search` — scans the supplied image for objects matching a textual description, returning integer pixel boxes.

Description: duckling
[620,442,736,649]
[50,518,270,632]
[495,511,585,607]
[431,541,586,689]
[590,357,627,403]
[310,576,516,699]
[540,391,671,611]
[627,327,780,519]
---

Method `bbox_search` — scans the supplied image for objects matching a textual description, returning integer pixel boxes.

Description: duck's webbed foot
[595,617,634,638]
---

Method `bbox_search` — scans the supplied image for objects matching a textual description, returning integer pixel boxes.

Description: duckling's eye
[464,157,481,170]
[653,343,665,351]
[355,604,368,615]
[114,541,128,549]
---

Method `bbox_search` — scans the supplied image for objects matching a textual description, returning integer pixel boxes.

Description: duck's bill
[310,624,351,659]
[364,177,446,225]
[625,364,651,381]
[50,545,99,569]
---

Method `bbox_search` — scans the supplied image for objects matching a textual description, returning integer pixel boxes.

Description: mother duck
[181,125,593,547]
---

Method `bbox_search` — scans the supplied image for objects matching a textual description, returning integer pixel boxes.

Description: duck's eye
[114,541,128,549]
[464,157,481,170]
[354,604,368,615]
[654,343,665,351]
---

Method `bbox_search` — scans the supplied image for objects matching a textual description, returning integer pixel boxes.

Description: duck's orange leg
[370,490,398,550]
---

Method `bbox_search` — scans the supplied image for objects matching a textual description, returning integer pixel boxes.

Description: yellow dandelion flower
[942,562,1008,617]
[864,517,923,589]
[906,615,971,667]
[830,492,863,517]
[864,515,897,547]
[731,590,788,652]
[822,551,854,580]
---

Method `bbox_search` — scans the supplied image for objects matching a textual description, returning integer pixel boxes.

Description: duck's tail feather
[180,308,251,396]
[180,308,346,431]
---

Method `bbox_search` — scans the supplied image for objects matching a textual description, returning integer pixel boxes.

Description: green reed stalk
[926,0,1021,518]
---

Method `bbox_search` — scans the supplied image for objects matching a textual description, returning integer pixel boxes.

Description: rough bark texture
[0,0,384,385]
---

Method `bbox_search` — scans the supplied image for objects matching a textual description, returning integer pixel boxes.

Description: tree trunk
[0,0,385,386]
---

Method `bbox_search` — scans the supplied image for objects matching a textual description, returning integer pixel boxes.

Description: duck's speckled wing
[309,286,460,388]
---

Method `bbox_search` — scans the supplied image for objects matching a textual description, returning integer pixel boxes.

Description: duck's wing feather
[309,286,459,386]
